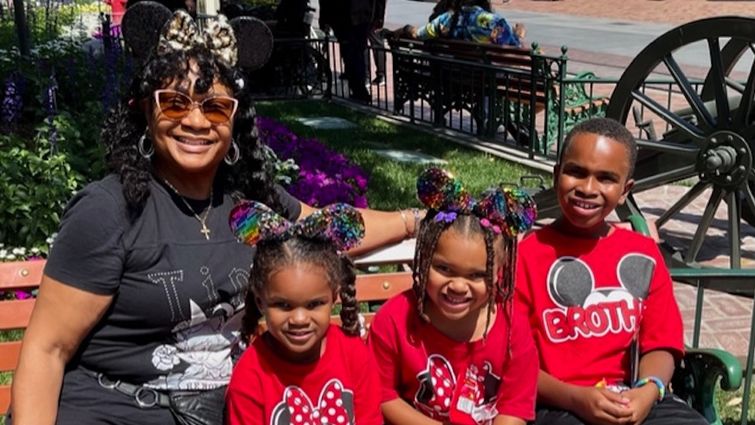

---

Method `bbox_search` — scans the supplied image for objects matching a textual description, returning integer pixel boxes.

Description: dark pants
[533,394,708,425]
[6,368,176,425]
[367,28,386,77]
[334,22,371,99]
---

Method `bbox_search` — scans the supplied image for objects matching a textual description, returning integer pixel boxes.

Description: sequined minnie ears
[229,201,365,252]
[122,1,273,70]
[416,167,537,238]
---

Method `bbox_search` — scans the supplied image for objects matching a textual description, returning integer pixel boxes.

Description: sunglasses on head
[154,89,238,124]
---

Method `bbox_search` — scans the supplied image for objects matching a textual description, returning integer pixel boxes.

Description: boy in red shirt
[515,118,707,425]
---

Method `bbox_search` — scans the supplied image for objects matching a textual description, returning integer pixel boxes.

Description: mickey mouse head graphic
[543,254,655,343]
[414,355,501,422]
[270,379,355,425]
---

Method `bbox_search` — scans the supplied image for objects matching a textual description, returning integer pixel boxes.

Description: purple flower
[257,117,370,208]
[1,73,25,130]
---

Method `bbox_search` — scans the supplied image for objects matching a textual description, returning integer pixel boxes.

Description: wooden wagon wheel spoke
[727,189,742,268]
[707,37,732,128]
[655,180,711,228]
[663,54,716,130]
[734,60,755,127]
[685,186,725,263]
[634,164,697,191]
[630,90,706,142]
[635,139,699,157]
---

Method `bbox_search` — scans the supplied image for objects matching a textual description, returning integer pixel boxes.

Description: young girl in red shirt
[369,168,539,425]
[226,202,382,425]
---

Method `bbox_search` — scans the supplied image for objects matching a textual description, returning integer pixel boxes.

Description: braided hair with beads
[229,201,365,342]
[412,168,536,338]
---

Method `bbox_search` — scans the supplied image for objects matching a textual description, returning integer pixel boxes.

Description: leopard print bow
[157,10,238,67]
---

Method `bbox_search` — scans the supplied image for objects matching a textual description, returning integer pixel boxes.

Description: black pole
[13,0,30,56]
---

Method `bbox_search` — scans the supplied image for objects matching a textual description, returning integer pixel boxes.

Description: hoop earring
[225,140,240,165]
[138,133,154,159]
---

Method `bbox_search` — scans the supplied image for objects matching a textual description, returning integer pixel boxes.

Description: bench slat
[0,299,35,331]
[355,272,413,302]
[0,260,45,290]
[0,386,9,416]
[0,341,22,372]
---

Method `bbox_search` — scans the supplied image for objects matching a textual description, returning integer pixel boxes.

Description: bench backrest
[0,259,413,414]
[388,37,551,106]
[0,260,45,414]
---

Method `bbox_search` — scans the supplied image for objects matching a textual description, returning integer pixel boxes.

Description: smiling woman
[7,3,419,425]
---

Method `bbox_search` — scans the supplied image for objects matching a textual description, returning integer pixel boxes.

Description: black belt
[80,368,171,408]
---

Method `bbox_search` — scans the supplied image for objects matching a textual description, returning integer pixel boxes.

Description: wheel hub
[697,131,752,188]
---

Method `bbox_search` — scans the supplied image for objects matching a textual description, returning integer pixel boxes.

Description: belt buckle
[96,373,121,389]
[135,387,160,408]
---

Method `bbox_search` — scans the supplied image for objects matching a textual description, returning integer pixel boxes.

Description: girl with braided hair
[226,202,382,425]
[369,168,539,425]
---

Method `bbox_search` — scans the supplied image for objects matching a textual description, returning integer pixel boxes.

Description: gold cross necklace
[163,179,213,240]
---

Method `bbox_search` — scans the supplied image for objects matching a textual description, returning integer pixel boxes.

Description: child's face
[425,228,494,323]
[554,132,635,235]
[257,262,334,364]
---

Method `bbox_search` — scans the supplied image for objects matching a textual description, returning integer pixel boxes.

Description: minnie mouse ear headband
[122,1,273,70]
[416,167,537,238]
[229,201,365,252]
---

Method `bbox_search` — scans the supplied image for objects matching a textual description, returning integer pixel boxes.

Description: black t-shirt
[45,174,301,390]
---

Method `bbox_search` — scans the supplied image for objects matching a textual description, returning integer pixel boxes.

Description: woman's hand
[570,386,632,425]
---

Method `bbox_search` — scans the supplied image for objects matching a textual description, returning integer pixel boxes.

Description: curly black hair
[412,212,517,338]
[241,237,360,343]
[101,43,282,218]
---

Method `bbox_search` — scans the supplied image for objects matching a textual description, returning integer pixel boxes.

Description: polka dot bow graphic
[277,380,353,425]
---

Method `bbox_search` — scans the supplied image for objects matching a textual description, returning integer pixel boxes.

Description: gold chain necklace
[163,179,213,240]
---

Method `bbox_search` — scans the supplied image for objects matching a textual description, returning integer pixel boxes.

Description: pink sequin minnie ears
[416,167,537,238]
[122,1,273,70]
[229,201,365,252]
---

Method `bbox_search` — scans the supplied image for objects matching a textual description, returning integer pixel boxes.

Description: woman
[9,5,419,425]
[393,0,525,47]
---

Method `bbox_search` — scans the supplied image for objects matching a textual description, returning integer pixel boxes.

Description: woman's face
[147,61,235,183]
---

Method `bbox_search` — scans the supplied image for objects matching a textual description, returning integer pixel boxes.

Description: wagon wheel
[606,16,755,271]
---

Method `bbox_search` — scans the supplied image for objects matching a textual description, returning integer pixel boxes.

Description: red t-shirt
[226,325,383,425]
[514,225,684,387]
[368,291,537,424]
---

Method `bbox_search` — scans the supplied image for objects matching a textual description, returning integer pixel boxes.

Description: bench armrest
[671,348,742,425]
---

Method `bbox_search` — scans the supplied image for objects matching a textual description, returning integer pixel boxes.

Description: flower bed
[257,116,369,208]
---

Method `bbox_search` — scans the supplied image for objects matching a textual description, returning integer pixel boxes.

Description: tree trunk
[13,0,30,56]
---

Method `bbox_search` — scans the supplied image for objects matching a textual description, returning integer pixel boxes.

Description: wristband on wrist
[633,376,666,401]
[410,208,421,238]
[399,210,412,238]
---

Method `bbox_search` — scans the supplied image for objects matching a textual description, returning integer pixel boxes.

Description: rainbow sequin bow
[416,167,537,238]
[229,201,365,251]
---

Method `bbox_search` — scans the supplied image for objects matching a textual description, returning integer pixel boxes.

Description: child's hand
[620,385,658,425]
[572,386,632,425]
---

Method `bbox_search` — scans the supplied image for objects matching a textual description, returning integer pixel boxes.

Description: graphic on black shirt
[270,379,355,425]
[542,254,654,343]
[145,265,249,390]
[414,354,500,423]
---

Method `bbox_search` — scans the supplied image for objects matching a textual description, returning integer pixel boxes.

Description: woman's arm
[299,202,420,256]
[11,276,113,425]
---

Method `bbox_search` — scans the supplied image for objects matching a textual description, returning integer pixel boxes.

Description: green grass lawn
[255,99,548,210]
